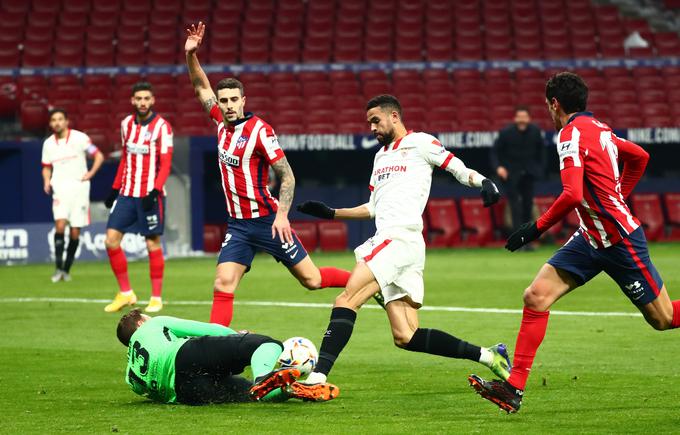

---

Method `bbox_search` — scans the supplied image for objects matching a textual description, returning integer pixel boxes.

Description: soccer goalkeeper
[116,309,338,404]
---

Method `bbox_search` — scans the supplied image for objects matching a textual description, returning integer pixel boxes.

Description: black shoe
[372,291,386,309]
[468,374,523,413]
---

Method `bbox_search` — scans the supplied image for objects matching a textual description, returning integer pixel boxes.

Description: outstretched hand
[185,21,205,54]
[296,201,335,219]
[480,178,500,207]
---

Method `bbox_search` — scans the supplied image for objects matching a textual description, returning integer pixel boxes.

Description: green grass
[2,245,680,434]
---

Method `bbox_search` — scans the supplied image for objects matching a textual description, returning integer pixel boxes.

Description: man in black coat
[491,106,545,236]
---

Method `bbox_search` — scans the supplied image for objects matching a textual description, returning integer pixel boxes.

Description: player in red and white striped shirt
[103,81,174,314]
[185,22,351,327]
[470,72,680,414]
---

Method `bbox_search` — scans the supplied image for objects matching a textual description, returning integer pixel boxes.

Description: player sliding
[294,94,510,399]
[185,22,353,327]
[469,72,680,413]
[116,309,338,404]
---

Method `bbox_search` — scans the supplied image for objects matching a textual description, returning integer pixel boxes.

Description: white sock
[479,347,494,366]
[305,372,327,384]
[149,296,162,302]
[121,289,133,295]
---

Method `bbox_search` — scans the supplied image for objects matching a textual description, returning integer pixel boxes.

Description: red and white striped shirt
[210,106,284,219]
[537,113,649,248]
[113,113,174,198]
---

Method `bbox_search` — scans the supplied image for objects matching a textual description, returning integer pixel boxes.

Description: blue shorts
[547,227,664,306]
[107,195,165,236]
[217,214,308,269]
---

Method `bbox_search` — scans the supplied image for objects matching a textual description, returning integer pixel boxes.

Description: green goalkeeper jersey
[125,316,237,403]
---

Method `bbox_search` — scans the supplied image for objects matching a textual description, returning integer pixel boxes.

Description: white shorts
[52,183,90,228]
[354,228,426,306]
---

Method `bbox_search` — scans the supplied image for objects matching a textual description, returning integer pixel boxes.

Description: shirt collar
[227,112,254,128]
[135,111,156,126]
[566,111,593,125]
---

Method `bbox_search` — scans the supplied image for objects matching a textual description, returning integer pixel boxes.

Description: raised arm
[185,22,217,114]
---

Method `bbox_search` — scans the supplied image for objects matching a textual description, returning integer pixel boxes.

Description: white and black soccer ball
[277,337,318,376]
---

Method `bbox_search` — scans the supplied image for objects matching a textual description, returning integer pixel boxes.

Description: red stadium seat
[291,221,319,251]
[662,193,680,240]
[21,100,49,133]
[534,195,564,240]
[459,197,497,246]
[630,193,665,241]
[203,224,223,253]
[424,198,461,247]
[317,221,348,251]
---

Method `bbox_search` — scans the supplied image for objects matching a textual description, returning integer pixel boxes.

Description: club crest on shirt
[235,135,248,149]
[143,131,152,141]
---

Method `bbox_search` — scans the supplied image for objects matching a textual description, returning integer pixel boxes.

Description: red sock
[319,267,351,288]
[671,300,680,329]
[507,307,550,391]
[149,248,164,298]
[107,247,131,292]
[210,291,235,326]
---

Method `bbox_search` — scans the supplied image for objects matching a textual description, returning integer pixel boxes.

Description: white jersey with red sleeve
[366,131,482,233]
[41,128,98,187]
[209,105,284,219]
[555,113,641,248]
[115,113,173,198]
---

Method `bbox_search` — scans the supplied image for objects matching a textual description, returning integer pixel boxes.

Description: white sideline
[0,297,643,318]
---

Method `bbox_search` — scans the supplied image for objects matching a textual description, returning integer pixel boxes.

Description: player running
[294,94,510,398]
[41,108,104,282]
[469,72,680,413]
[116,309,339,404]
[103,82,173,314]
[185,22,352,327]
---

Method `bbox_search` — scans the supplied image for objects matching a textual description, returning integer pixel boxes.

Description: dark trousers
[504,173,535,231]
[174,333,280,405]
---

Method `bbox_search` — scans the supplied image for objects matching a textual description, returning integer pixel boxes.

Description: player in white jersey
[285,95,508,401]
[41,108,104,282]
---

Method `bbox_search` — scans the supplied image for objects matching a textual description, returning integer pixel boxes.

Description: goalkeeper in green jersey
[116,309,339,404]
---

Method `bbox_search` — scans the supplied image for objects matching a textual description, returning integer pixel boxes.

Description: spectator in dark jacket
[491,106,545,234]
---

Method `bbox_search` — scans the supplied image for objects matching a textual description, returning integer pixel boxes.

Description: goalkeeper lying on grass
[116,309,338,404]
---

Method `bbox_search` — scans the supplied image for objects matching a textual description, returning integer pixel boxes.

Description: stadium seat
[424,198,461,247]
[291,221,319,252]
[630,193,665,241]
[317,221,348,251]
[459,197,497,246]
[203,224,223,253]
[534,195,564,241]
[20,100,49,133]
[662,193,680,240]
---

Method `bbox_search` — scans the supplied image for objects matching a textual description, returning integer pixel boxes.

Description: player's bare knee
[105,237,120,250]
[214,274,237,294]
[646,314,671,331]
[300,275,322,290]
[523,284,551,311]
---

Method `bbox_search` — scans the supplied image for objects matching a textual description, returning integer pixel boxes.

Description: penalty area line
[0,297,643,318]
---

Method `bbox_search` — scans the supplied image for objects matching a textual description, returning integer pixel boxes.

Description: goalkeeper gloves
[142,189,160,212]
[480,179,500,207]
[104,189,119,209]
[296,201,335,219]
[505,221,542,252]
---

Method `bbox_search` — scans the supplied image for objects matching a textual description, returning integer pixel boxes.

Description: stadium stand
[1,0,680,154]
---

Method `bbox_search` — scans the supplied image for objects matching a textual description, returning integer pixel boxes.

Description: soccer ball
[278,337,318,376]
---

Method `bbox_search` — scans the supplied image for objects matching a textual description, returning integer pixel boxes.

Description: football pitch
[2,245,680,434]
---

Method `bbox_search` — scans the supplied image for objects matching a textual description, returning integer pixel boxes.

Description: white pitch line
[0,297,643,318]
